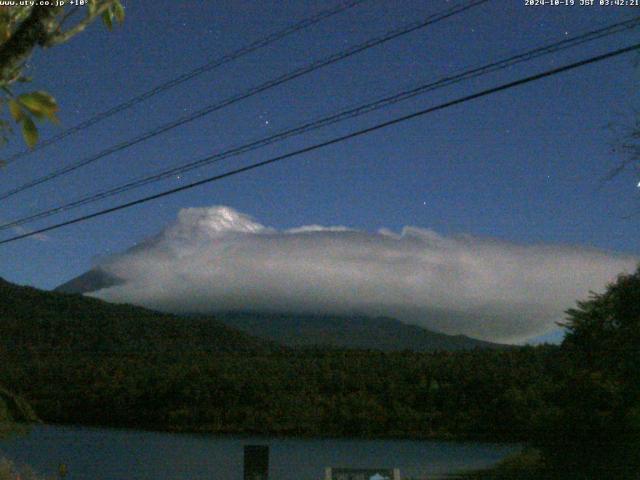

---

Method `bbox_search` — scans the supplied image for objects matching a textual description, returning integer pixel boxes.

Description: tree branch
[0,6,61,85]
[44,1,116,47]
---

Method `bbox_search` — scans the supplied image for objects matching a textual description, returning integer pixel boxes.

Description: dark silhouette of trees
[0,2,124,151]
[533,266,640,479]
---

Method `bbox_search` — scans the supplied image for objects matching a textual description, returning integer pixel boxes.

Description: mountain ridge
[213,311,509,351]
[0,276,275,355]
[54,272,509,351]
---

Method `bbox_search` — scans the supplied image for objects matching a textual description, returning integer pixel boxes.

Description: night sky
[0,0,638,341]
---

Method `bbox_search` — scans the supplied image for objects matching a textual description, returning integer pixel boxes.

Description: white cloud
[90,206,637,343]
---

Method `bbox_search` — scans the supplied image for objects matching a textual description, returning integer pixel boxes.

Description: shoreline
[9,421,524,446]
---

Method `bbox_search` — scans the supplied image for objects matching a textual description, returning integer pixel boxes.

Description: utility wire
[0,0,489,201]
[2,41,638,246]
[3,0,369,165]
[1,16,638,232]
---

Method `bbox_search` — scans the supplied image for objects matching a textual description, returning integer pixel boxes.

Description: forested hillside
[0,385,38,437]
[0,274,559,440]
[0,347,560,439]
[0,277,274,354]
[1,271,637,480]
[215,312,508,352]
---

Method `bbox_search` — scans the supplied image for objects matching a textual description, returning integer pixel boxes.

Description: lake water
[0,425,519,480]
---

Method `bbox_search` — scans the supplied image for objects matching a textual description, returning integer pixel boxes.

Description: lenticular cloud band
[90,206,637,343]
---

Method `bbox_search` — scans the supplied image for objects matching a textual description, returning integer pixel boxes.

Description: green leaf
[21,116,38,148]
[8,99,23,122]
[113,1,125,23]
[17,91,58,120]
[102,9,113,30]
[19,91,57,110]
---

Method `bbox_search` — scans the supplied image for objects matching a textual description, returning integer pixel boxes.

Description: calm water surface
[0,425,519,480]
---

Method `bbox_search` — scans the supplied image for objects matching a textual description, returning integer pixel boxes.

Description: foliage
[0,1,124,154]
[532,266,640,479]
[1,273,638,479]
[0,457,48,480]
[0,348,561,440]
[0,277,561,441]
[562,265,640,387]
[0,385,38,439]
[0,277,275,355]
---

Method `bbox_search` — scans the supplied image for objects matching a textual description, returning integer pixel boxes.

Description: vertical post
[325,467,332,480]
[393,468,401,480]
[244,445,269,480]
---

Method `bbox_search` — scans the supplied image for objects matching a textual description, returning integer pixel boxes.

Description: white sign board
[324,468,401,480]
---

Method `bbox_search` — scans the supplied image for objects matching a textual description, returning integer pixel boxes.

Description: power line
[2,41,638,246]
[2,0,370,165]
[0,0,489,201]
[1,16,638,232]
